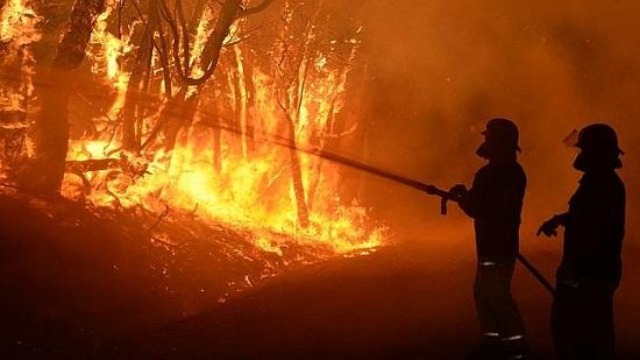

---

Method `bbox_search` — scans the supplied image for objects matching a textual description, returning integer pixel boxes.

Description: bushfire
[1,0,384,267]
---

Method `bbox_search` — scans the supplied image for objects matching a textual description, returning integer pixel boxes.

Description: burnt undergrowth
[0,191,323,359]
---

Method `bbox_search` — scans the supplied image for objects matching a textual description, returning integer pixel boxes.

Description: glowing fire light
[87,0,133,119]
[0,0,41,112]
[0,0,41,45]
[62,3,384,259]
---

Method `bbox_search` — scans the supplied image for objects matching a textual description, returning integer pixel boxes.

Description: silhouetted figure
[538,123,625,360]
[450,118,528,360]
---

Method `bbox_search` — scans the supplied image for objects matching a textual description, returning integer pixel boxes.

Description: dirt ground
[1,194,639,359]
[123,236,640,360]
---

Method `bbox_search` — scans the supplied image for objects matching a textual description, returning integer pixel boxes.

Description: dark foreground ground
[123,243,640,360]
[1,194,639,359]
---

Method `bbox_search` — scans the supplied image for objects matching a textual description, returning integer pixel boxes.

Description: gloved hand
[537,216,562,237]
[448,184,469,201]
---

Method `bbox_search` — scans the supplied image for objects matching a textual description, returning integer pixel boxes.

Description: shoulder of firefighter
[459,163,526,219]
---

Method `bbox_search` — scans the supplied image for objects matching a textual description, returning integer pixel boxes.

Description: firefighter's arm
[449,183,477,218]
[537,213,569,237]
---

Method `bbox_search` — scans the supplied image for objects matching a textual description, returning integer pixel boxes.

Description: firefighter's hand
[537,217,561,237]
[448,184,469,200]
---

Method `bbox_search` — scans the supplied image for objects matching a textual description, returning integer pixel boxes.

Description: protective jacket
[459,160,526,259]
[559,170,626,286]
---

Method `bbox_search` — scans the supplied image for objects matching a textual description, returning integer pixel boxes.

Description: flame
[64,124,384,256]
[62,5,383,261]
[0,0,41,112]
[0,0,41,46]
[190,6,216,79]
[87,0,133,119]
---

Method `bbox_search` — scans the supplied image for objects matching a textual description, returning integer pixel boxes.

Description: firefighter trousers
[474,257,527,351]
[551,280,616,360]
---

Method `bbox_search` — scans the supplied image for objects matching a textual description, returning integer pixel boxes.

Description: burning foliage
[0,0,40,168]
[0,0,386,298]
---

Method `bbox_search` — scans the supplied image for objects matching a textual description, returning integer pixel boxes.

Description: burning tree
[1,0,384,261]
[28,0,107,195]
[0,0,41,177]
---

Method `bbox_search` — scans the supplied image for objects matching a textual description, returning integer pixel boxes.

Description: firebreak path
[126,236,640,360]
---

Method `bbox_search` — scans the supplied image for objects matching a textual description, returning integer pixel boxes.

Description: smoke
[351,0,640,245]
[19,0,639,250]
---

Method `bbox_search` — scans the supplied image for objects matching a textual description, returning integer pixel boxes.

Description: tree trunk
[270,4,318,229]
[211,105,222,173]
[160,89,198,153]
[244,61,257,153]
[285,112,310,228]
[122,0,157,152]
[306,158,324,212]
[287,51,314,227]
[188,0,207,31]
[154,0,241,154]
[27,0,106,195]
[200,0,241,72]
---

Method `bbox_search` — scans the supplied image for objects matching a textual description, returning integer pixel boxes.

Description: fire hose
[315,150,557,295]
[300,147,556,296]
[202,123,557,296]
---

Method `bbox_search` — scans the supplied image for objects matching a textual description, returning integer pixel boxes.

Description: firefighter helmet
[574,123,623,170]
[476,118,521,158]
[576,124,622,153]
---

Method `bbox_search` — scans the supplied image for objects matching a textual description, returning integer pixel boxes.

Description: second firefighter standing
[538,124,626,360]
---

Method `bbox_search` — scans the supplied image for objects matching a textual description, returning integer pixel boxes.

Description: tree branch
[237,0,276,18]
[65,159,120,173]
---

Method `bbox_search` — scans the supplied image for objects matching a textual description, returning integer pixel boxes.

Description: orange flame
[87,0,133,119]
[63,5,383,260]
[0,0,41,46]
[0,0,41,112]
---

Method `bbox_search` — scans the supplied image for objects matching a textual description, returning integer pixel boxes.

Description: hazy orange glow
[61,4,385,258]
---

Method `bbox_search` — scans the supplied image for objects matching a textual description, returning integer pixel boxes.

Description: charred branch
[168,0,241,86]
[122,0,159,151]
[65,158,120,173]
[159,0,276,87]
[148,205,171,234]
[52,0,107,70]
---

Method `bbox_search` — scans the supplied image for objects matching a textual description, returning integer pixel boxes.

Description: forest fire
[0,0,384,262]
[3,1,640,359]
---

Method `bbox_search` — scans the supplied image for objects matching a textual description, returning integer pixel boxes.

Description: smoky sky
[29,0,640,244]
[344,0,640,242]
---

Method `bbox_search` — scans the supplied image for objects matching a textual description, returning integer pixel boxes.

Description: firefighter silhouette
[538,124,625,360]
[449,118,528,360]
